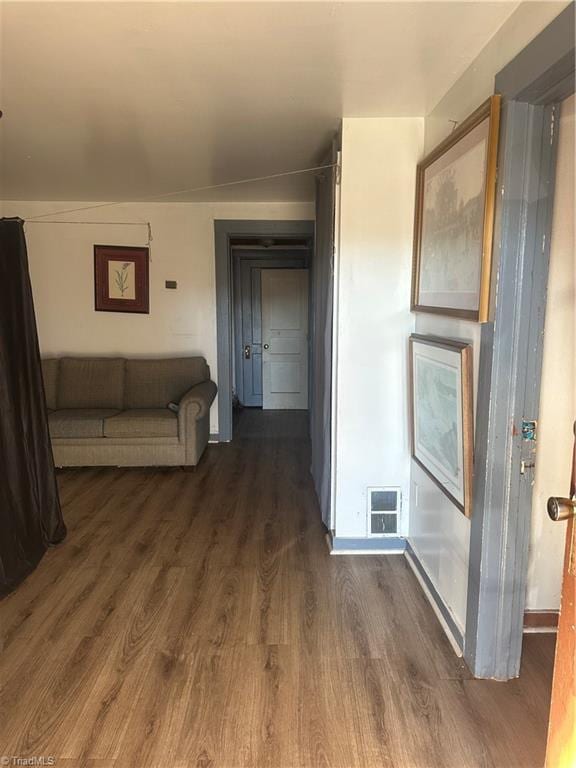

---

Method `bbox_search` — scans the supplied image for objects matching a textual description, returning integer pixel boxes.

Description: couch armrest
[178,380,217,423]
[178,380,217,465]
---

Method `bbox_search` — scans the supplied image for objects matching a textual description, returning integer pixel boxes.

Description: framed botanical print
[94,245,149,314]
[411,95,501,322]
[409,334,474,517]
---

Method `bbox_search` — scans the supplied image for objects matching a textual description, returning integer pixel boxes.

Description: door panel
[262,269,309,410]
[270,338,300,355]
[270,361,300,392]
[269,293,301,329]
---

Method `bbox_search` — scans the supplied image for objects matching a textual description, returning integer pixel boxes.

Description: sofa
[41,356,217,468]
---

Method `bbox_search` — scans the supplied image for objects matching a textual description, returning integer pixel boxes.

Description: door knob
[244,344,251,360]
[263,343,270,350]
[547,497,576,522]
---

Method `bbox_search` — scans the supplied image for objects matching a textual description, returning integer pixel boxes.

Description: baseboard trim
[209,433,220,443]
[329,535,406,555]
[404,541,464,656]
[523,610,559,632]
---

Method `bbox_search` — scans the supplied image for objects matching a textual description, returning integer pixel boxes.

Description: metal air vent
[367,487,401,536]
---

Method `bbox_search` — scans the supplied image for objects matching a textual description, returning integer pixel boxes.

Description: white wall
[424,1,569,153]
[409,317,479,633]
[334,117,424,538]
[2,200,314,435]
[526,94,575,611]
[408,1,569,634]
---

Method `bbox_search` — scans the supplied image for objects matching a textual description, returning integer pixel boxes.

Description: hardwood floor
[0,410,555,767]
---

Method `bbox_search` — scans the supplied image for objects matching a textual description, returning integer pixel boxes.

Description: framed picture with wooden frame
[409,334,474,518]
[94,245,149,314]
[411,95,501,322]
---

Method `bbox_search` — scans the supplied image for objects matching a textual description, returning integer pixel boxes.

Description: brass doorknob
[547,497,576,522]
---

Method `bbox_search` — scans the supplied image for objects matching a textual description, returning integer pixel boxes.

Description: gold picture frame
[411,95,501,322]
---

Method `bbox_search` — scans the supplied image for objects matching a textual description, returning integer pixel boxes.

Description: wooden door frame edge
[523,610,560,631]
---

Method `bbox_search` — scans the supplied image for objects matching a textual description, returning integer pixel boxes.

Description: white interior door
[261,269,309,410]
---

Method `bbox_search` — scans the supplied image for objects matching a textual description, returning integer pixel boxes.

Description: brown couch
[41,356,217,467]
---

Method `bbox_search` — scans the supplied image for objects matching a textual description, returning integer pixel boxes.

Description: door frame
[465,3,574,679]
[214,220,315,441]
[233,250,310,407]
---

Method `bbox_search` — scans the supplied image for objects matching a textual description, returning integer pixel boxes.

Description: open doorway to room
[215,157,338,533]
[214,220,315,443]
[231,237,312,412]
[456,3,575,686]
[524,93,575,635]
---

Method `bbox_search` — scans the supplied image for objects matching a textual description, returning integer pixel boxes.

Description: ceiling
[0,1,523,203]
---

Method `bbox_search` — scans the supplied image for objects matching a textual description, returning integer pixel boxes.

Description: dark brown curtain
[0,218,66,596]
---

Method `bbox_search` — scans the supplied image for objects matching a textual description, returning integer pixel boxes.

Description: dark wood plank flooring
[0,410,555,767]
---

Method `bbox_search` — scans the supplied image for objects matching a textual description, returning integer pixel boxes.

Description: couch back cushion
[125,357,209,409]
[41,358,60,410]
[58,358,125,410]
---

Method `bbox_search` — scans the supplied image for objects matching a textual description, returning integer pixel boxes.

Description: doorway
[232,243,311,410]
[465,2,574,681]
[214,168,337,530]
[525,92,575,627]
[214,220,315,442]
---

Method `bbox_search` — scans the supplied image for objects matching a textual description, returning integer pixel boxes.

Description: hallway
[0,411,555,767]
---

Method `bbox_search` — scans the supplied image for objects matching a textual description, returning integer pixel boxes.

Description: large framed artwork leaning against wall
[411,95,501,322]
[409,334,474,517]
[94,244,149,314]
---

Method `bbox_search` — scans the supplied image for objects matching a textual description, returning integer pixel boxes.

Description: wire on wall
[23,220,154,260]
[24,221,149,227]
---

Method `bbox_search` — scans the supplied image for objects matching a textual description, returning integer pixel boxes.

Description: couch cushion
[124,358,209,409]
[103,409,178,438]
[41,359,60,411]
[49,409,120,438]
[58,358,125,410]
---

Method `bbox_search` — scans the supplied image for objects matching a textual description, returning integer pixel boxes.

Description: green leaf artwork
[114,262,131,297]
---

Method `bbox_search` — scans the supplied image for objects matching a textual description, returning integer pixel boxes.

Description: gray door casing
[464,3,574,679]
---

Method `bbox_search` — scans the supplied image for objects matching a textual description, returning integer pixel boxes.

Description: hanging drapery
[310,147,337,530]
[0,218,66,596]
